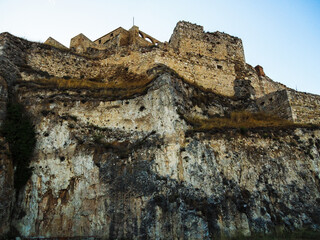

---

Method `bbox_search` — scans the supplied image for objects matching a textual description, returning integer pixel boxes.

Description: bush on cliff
[1,100,36,190]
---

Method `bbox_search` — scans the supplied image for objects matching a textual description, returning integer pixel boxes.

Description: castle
[2,21,320,239]
[44,21,320,125]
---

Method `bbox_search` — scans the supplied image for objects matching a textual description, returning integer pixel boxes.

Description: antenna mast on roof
[133,17,135,26]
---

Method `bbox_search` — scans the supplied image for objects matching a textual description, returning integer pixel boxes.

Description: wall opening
[145,37,153,44]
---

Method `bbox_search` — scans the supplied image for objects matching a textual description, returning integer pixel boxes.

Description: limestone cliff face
[0,137,14,236]
[0,35,14,237]
[0,24,320,239]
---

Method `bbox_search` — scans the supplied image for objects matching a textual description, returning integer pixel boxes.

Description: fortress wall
[26,43,238,97]
[287,90,320,124]
[259,76,287,95]
[24,47,102,80]
[257,89,320,124]
[103,49,237,96]
[154,52,237,96]
[167,21,287,99]
[95,29,130,49]
[246,65,287,98]
[24,45,284,99]
[245,65,265,98]
[25,29,284,99]
[101,34,123,50]
[94,27,127,45]
[44,37,68,50]
[256,90,293,120]
[70,34,95,54]
[169,21,245,65]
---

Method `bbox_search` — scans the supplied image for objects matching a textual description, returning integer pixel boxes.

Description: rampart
[44,37,68,50]
[257,90,293,120]
[40,21,287,98]
[35,21,320,124]
[257,89,320,124]
[287,90,320,124]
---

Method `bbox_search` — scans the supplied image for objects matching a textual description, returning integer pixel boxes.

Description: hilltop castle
[1,21,320,239]
[44,21,320,125]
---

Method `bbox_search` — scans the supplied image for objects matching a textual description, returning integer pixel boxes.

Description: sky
[0,0,319,95]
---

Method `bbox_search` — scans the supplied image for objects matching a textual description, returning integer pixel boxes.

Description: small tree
[1,100,36,190]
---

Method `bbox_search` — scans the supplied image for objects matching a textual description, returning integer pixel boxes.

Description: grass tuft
[32,66,153,99]
[184,111,310,131]
[35,66,151,89]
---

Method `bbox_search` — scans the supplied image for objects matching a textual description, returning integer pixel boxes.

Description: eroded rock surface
[0,23,320,239]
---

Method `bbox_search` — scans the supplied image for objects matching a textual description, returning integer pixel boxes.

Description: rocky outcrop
[0,33,14,237]
[0,137,14,236]
[9,71,320,239]
[0,24,320,239]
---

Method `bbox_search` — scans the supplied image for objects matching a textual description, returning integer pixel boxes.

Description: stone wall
[103,49,238,96]
[38,21,288,98]
[44,37,68,50]
[245,64,286,98]
[256,90,292,120]
[24,44,285,98]
[257,89,320,125]
[166,21,287,98]
[287,90,320,124]
[94,27,128,46]
[70,34,104,54]
[169,21,245,65]
[24,47,102,80]
[70,26,159,55]
[2,31,320,238]
[25,39,240,97]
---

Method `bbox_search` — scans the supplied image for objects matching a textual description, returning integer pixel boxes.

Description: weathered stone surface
[255,65,266,77]
[0,40,14,236]
[44,37,68,50]
[257,90,293,120]
[0,137,14,236]
[8,71,320,239]
[0,21,320,239]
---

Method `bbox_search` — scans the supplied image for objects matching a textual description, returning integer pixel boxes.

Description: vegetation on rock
[1,100,36,190]
[184,111,312,131]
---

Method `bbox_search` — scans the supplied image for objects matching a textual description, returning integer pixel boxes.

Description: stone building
[1,20,320,239]
[44,21,320,125]
[59,25,161,54]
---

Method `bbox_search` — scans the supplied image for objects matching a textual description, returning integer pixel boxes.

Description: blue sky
[1,0,319,95]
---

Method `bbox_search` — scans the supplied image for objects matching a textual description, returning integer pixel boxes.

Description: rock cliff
[0,21,320,239]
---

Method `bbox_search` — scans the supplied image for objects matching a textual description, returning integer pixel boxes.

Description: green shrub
[1,100,36,190]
